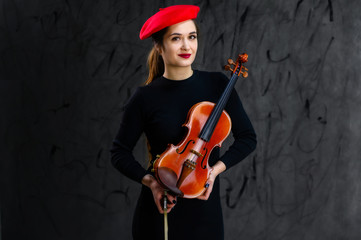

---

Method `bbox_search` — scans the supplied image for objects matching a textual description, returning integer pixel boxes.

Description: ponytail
[144,27,168,85]
[145,47,164,85]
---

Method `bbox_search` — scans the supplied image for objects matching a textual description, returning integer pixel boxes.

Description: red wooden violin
[152,53,249,198]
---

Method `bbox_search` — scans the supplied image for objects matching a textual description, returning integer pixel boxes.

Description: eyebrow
[169,31,197,36]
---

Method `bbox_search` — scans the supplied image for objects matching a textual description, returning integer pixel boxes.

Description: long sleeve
[110,88,148,183]
[110,71,257,182]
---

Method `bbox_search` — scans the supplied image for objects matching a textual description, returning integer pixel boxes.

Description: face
[158,20,198,70]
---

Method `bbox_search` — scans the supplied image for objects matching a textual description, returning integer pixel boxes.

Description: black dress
[111,70,257,240]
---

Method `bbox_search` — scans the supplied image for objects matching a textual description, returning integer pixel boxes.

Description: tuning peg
[224,65,234,72]
[227,59,236,66]
[241,71,248,78]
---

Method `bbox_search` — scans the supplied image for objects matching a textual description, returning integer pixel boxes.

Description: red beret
[139,5,200,40]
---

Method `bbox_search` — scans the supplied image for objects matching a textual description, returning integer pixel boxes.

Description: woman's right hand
[142,174,177,214]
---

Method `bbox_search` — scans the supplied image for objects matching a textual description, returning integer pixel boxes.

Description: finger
[166,193,177,201]
[197,188,209,200]
[161,193,175,213]
[166,204,175,213]
[156,193,167,214]
[167,196,177,205]
[165,194,177,212]
[203,185,212,200]
[166,197,176,211]
[197,182,213,200]
[196,187,208,200]
[154,191,177,214]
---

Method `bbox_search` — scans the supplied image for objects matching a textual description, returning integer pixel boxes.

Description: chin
[179,58,196,66]
[179,62,194,68]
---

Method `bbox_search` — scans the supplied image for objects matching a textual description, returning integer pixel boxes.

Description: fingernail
[172,200,177,204]
[205,183,210,188]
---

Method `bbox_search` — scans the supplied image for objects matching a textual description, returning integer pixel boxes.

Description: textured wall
[1,0,360,239]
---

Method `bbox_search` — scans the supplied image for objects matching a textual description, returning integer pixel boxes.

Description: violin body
[153,53,248,199]
[153,101,231,198]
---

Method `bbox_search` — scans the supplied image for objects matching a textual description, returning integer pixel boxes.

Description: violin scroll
[224,53,249,78]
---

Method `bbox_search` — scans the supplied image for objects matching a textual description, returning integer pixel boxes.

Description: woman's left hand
[196,161,226,201]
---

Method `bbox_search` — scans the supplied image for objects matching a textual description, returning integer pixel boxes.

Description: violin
[152,53,249,198]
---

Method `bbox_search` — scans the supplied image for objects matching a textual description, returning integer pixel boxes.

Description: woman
[111,5,257,240]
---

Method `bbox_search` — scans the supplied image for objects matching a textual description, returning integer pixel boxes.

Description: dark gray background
[1,0,360,239]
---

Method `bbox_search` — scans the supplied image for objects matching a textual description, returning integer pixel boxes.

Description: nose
[181,38,190,51]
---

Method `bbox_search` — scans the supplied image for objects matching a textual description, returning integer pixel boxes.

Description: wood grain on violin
[152,53,249,198]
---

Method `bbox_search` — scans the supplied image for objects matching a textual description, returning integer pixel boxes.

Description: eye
[171,36,181,41]
[189,35,197,40]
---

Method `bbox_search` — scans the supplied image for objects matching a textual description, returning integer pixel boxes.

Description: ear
[155,43,162,55]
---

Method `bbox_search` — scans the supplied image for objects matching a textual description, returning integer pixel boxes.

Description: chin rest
[157,167,183,197]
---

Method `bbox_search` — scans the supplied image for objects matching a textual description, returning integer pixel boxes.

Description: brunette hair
[145,20,199,85]
[145,27,168,85]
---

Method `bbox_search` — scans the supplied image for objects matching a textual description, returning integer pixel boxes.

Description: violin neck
[199,73,239,142]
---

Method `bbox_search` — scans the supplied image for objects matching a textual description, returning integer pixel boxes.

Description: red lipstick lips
[178,54,191,59]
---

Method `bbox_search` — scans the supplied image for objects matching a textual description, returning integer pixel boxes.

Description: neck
[163,66,193,80]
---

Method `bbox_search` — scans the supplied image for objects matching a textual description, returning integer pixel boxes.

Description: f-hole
[176,140,195,154]
[200,147,208,169]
